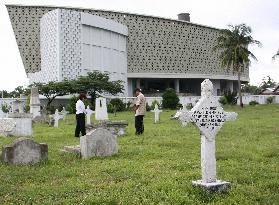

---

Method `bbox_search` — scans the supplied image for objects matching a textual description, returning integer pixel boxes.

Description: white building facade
[6,5,250,97]
[28,9,128,94]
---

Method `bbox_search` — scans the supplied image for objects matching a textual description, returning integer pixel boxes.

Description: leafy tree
[259,76,277,90]
[33,80,75,108]
[0,90,11,98]
[241,83,259,94]
[213,24,261,107]
[9,86,31,98]
[74,71,124,108]
[272,49,279,60]
[162,88,179,109]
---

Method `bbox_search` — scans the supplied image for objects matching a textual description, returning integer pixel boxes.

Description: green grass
[0,105,278,204]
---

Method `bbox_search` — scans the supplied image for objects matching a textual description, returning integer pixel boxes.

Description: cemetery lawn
[0,105,278,205]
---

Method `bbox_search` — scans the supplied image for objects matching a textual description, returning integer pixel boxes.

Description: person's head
[134,88,141,97]
[79,93,87,101]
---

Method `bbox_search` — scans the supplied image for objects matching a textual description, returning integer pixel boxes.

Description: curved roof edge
[5,4,221,31]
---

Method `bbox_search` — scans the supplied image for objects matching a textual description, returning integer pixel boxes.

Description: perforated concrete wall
[6,5,249,81]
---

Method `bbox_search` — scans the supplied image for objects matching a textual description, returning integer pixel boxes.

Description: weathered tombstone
[0,118,16,136]
[171,107,182,120]
[179,79,237,192]
[178,104,191,127]
[61,107,69,121]
[53,109,64,128]
[11,99,25,114]
[2,137,48,165]
[86,105,94,125]
[95,97,108,121]
[7,113,33,137]
[30,87,41,119]
[151,104,162,123]
[80,128,118,159]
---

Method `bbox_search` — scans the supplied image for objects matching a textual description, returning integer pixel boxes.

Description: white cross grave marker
[151,104,162,123]
[53,109,64,128]
[86,105,94,125]
[179,79,237,192]
[61,107,69,121]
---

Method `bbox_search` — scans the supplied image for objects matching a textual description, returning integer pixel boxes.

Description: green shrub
[224,90,237,105]
[66,96,92,114]
[249,100,259,106]
[107,103,115,113]
[109,98,125,112]
[146,103,151,112]
[151,100,160,110]
[162,88,179,109]
[219,96,228,105]
[266,96,275,104]
[1,103,10,113]
[125,101,133,111]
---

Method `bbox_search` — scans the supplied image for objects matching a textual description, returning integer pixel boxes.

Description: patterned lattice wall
[6,5,249,79]
[59,9,82,80]
[40,9,59,82]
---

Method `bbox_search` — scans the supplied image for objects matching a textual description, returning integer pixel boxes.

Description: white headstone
[80,128,118,159]
[53,109,64,128]
[30,87,41,118]
[179,79,237,192]
[95,97,108,121]
[178,105,191,127]
[61,107,69,121]
[151,104,162,123]
[85,105,94,125]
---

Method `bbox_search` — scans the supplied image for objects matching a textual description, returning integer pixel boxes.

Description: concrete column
[136,79,141,89]
[175,79,180,93]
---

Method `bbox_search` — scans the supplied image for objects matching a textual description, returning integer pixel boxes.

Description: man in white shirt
[75,93,87,137]
[134,88,146,135]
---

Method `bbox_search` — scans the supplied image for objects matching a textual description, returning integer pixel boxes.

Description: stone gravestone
[178,104,191,127]
[151,104,162,123]
[30,87,41,119]
[2,137,48,165]
[95,97,108,121]
[11,99,25,113]
[7,113,33,137]
[0,118,16,136]
[179,79,237,192]
[86,105,94,125]
[63,128,118,159]
[61,107,69,121]
[53,109,64,128]
[80,128,118,159]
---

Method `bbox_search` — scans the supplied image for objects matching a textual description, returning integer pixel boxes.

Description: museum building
[6,5,249,96]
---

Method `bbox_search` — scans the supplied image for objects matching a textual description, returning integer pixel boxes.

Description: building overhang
[127,73,249,82]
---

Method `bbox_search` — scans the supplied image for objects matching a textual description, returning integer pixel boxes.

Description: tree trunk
[237,71,243,108]
[91,91,96,110]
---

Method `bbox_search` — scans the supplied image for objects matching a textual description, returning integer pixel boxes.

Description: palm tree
[272,49,279,60]
[213,24,261,107]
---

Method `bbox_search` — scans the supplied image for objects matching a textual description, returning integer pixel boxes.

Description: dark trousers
[75,113,86,137]
[135,115,144,134]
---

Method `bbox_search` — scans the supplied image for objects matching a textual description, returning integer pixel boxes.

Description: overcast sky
[0,0,278,91]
